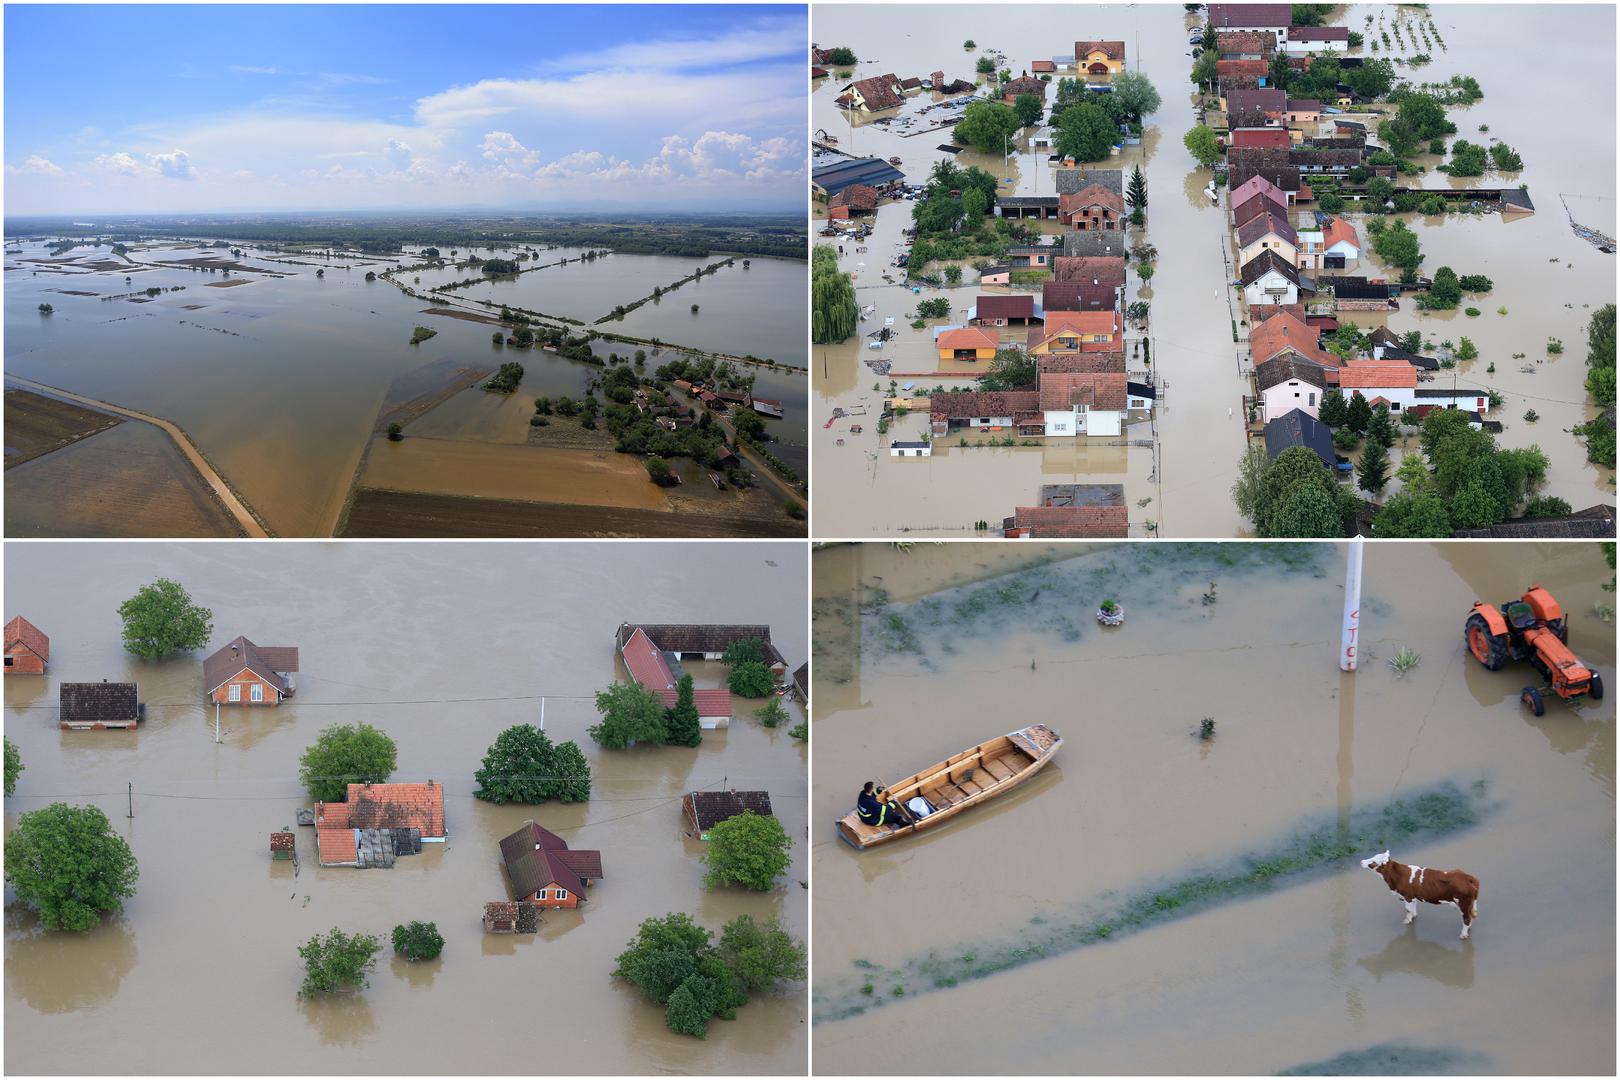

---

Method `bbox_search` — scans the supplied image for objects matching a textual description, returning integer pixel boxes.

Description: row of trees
[1374,411,1552,536]
[1577,303,1617,467]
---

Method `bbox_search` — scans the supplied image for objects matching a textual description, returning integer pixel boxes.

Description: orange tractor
[1465,586,1604,715]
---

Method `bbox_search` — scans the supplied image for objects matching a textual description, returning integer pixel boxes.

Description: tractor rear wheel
[1466,612,1509,670]
[1591,674,1604,701]
[1521,686,1545,716]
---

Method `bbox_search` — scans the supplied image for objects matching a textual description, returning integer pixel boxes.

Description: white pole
[539,696,545,732]
[1340,538,1364,671]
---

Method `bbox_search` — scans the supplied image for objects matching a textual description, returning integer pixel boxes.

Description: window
[1309,393,1317,407]
[250,683,264,703]
[3,657,11,667]
[228,684,241,702]
[556,888,568,900]
[539,888,550,900]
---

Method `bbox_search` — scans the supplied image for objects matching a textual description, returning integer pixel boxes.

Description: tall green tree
[4,736,21,797]
[299,722,398,802]
[1127,165,1148,213]
[1110,71,1162,122]
[474,723,592,803]
[1357,441,1391,499]
[298,928,381,995]
[1191,50,1218,90]
[978,347,1040,392]
[717,915,807,994]
[589,682,668,748]
[703,811,792,891]
[5,803,138,931]
[1012,93,1043,128]
[1053,102,1117,163]
[1183,125,1221,168]
[810,245,857,344]
[728,661,776,698]
[664,675,704,748]
[953,100,1021,153]
[1373,488,1452,537]
[117,578,213,660]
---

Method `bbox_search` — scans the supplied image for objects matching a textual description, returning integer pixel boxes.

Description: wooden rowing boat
[835,723,1062,849]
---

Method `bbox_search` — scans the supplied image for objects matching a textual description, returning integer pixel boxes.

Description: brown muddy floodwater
[4,543,807,1075]
[811,4,1615,536]
[811,541,1614,1075]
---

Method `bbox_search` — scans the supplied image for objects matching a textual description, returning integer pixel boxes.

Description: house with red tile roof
[1249,311,1336,368]
[1042,280,1118,313]
[972,293,1037,326]
[1229,127,1291,151]
[1027,309,1121,356]
[499,821,602,909]
[1060,184,1125,231]
[1003,504,1129,538]
[202,635,298,707]
[935,325,1001,361]
[314,781,446,867]
[928,390,1044,437]
[1074,40,1126,74]
[1038,371,1130,437]
[1002,75,1048,103]
[5,616,49,675]
[684,790,774,840]
[615,623,783,730]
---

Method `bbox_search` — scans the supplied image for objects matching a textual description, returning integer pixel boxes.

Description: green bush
[4,803,138,931]
[728,661,776,698]
[298,928,381,995]
[474,724,592,803]
[299,723,398,803]
[392,921,444,961]
[703,812,792,891]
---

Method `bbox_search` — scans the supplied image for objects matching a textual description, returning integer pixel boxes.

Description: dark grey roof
[1413,387,1488,398]
[1054,168,1123,196]
[617,623,785,667]
[1061,230,1129,258]
[1264,409,1336,470]
[59,682,137,724]
[1127,381,1156,400]
[997,195,1061,209]
[1255,355,1327,392]
[1453,505,1617,539]
[1324,275,1390,299]
[812,157,906,196]
[684,791,774,832]
[792,663,808,699]
[499,821,601,899]
[1240,249,1300,287]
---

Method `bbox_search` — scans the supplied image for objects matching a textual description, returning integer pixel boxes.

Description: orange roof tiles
[5,616,49,661]
[1321,215,1361,252]
[1038,371,1128,412]
[936,326,1001,351]
[1249,312,1336,368]
[318,828,358,865]
[1009,505,1129,537]
[1338,361,1417,390]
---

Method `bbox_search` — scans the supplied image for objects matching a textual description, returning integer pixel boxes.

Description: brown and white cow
[1360,851,1481,940]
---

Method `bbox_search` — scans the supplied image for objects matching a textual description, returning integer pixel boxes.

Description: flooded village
[810,540,1615,1074]
[810,4,1616,539]
[2,542,808,1074]
[5,226,808,539]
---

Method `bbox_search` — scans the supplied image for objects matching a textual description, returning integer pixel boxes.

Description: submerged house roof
[202,635,299,695]
[59,681,137,725]
[323,782,446,838]
[499,821,603,899]
[684,790,774,833]
[5,616,49,661]
[812,157,906,196]
[1004,504,1129,538]
[621,624,785,667]
[1264,409,1336,470]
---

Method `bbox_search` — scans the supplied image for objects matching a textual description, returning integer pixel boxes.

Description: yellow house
[935,326,1000,362]
[1026,311,1120,355]
[1074,40,1126,75]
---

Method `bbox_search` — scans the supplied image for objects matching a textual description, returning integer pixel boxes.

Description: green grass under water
[813,779,1490,1023]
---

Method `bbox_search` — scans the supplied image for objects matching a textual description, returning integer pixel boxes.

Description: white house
[1240,250,1302,307]
[1336,363,1492,418]
[1255,355,1328,422]
[889,440,932,457]
[1283,27,1351,54]
[1040,372,1129,438]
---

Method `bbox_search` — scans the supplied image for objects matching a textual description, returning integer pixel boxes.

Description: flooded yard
[4,236,807,537]
[810,3,1615,536]
[810,541,1614,1074]
[4,542,808,1075]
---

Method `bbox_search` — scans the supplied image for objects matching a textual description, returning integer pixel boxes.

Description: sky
[3,4,807,215]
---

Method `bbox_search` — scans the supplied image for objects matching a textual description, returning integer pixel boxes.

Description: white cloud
[95,151,144,175]
[230,65,280,75]
[13,155,65,176]
[479,130,538,170]
[385,138,413,169]
[545,21,802,74]
[150,148,197,180]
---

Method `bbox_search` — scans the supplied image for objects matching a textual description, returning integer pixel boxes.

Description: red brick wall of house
[526,884,585,909]
[211,670,282,706]
[5,650,45,675]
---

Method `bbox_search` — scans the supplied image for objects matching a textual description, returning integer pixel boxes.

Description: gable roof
[1214,30,1277,56]
[1207,3,1292,29]
[1031,309,1118,345]
[5,616,48,661]
[1264,409,1336,470]
[341,782,446,838]
[1286,98,1323,113]
[202,635,298,695]
[620,626,675,691]
[1038,371,1128,412]
[654,686,733,717]
[499,821,602,899]
[793,663,808,699]
[1075,40,1126,60]
[1255,355,1329,393]
[1061,230,1129,259]
[1060,184,1125,214]
[976,294,1035,320]
[1236,212,1299,250]
[1003,75,1047,98]
[850,75,903,111]
[59,682,137,724]
[930,390,1041,419]
[1233,192,1292,231]
[828,183,879,211]
[1007,504,1129,538]
[1052,255,1126,286]
[1290,26,1350,42]
[812,157,906,196]
[1230,173,1288,212]
[936,326,1001,351]
[1225,87,1286,114]
[1321,215,1361,252]
[1453,504,1618,539]
[1240,248,1301,287]
[684,791,774,833]
[1249,310,1331,366]
[1230,127,1292,150]
[1042,281,1118,312]
[1228,145,1301,191]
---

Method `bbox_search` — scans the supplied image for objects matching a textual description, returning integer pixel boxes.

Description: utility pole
[127,782,133,819]
[214,701,220,744]
[1340,538,1364,671]
[539,696,546,732]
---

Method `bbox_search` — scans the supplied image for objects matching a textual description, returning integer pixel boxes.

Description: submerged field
[3,543,808,1075]
[810,541,1615,1074]
[4,232,806,537]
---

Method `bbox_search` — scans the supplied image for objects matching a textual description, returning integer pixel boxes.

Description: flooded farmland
[4,237,807,537]
[810,4,1615,536]
[3,542,808,1075]
[811,541,1615,1074]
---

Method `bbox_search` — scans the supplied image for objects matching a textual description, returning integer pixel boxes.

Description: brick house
[315,781,446,867]
[1060,183,1125,231]
[4,616,49,675]
[499,821,602,909]
[202,635,299,707]
[1003,504,1129,538]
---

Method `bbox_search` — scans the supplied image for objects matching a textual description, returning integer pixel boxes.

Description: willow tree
[811,244,857,343]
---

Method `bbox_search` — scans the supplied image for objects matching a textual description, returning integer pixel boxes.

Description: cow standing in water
[1360,851,1482,940]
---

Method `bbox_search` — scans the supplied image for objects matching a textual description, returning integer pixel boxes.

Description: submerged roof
[4,616,48,660]
[500,821,602,898]
[202,635,298,695]
[685,791,774,832]
[59,682,137,723]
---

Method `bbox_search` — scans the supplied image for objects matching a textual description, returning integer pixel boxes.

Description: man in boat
[857,781,917,828]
